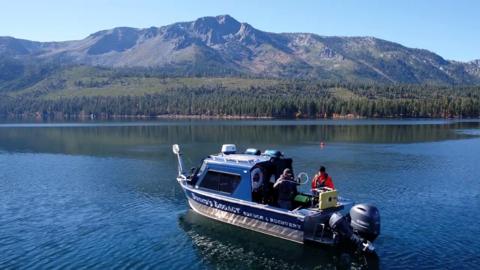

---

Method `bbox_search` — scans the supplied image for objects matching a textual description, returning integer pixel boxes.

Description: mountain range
[1,14,480,87]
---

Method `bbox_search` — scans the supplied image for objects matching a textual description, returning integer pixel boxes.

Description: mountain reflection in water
[0,119,479,269]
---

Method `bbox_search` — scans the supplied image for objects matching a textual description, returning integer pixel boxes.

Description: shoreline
[1,113,479,121]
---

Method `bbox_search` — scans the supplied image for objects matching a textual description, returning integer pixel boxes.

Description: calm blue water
[0,119,479,269]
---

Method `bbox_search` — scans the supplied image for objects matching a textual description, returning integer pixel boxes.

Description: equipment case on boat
[318,189,338,209]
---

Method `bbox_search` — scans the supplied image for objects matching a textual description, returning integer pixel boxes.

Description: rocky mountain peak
[87,27,140,55]
[216,15,240,26]
[0,37,43,55]
[1,15,479,84]
[191,15,241,37]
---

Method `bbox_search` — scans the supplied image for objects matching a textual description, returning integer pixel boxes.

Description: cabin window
[199,170,241,194]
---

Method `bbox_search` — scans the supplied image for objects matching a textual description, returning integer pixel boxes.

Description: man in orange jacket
[311,166,335,190]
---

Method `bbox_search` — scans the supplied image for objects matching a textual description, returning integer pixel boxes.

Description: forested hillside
[1,67,479,119]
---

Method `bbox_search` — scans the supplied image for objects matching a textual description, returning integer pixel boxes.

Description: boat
[172,144,381,254]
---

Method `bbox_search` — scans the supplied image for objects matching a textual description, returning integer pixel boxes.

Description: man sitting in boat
[311,166,335,190]
[273,168,298,210]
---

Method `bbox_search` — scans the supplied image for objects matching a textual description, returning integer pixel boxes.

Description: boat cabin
[188,144,297,207]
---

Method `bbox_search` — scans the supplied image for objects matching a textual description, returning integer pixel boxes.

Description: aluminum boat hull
[179,178,341,244]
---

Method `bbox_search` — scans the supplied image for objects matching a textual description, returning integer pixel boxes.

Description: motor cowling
[329,212,375,254]
[329,212,352,238]
[349,204,381,241]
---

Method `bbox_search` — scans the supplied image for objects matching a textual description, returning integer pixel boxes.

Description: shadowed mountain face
[0,15,479,84]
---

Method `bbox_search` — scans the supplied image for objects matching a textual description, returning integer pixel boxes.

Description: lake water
[0,119,479,269]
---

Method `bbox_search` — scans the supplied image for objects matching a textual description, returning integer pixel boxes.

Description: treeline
[1,82,480,119]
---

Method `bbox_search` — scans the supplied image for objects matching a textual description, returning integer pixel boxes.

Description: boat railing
[210,155,258,164]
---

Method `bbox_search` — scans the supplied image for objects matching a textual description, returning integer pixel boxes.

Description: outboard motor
[350,204,381,241]
[329,212,375,254]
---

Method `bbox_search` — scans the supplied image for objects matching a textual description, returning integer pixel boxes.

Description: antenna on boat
[172,144,185,176]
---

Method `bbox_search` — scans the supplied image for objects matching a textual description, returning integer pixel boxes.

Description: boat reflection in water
[179,210,379,269]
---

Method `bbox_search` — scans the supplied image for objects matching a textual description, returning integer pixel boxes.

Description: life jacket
[312,173,334,189]
[251,167,263,191]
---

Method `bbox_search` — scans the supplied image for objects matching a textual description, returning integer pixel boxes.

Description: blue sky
[1,0,478,61]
